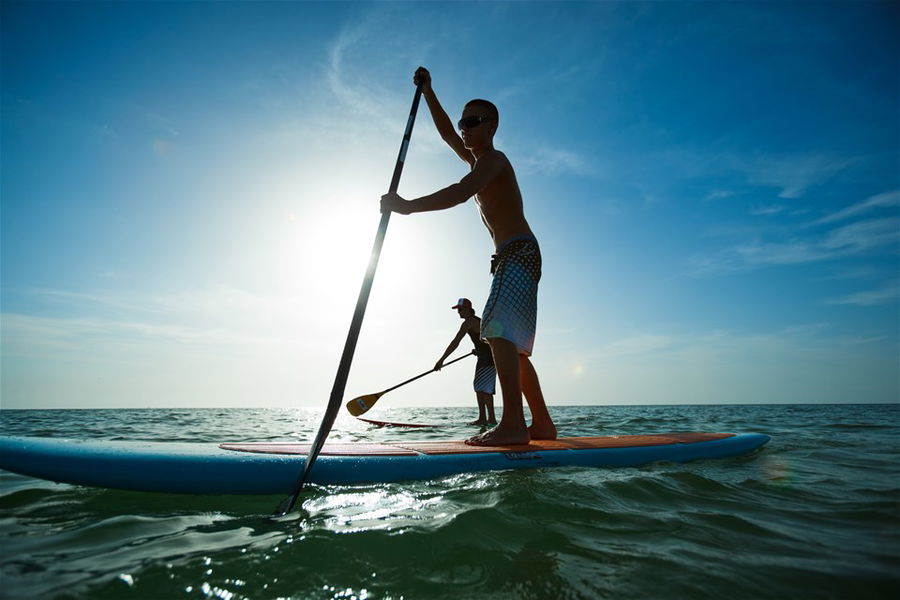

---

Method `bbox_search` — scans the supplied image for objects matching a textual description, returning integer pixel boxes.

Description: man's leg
[465,338,529,445]
[520,356,556,439]
[482,392,498,424]
[469,394,487,425]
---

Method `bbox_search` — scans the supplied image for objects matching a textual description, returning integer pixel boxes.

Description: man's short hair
[465,99,499,126]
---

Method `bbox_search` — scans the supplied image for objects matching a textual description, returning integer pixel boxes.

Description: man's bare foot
[465,425,530,446]
[528,422,557,440]
[468,418,488,426]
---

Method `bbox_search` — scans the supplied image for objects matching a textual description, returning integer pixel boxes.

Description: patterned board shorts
[473,361,497,395]
[481,236,542,356]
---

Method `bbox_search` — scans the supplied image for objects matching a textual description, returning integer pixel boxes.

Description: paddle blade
[346,393,381,416]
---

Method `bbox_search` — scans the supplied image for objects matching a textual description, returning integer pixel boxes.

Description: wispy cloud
[595,334,674,358]
[736,154,854,199]
[812,189,900,226]
[323,13,597,179]
[549,319,896,405]
[23,285,297,323]
[692,220,899,273]
[825,280,900,307]
[326,26,388,121]
[749,204,787,216]
[2,312,277,354]
[1,285,319,363]
[518,145,595,177]
[706,190,735,201]
[691,186,900,275]
[589,323,891,364]
[649,147,856,198]
[629,148,857,207]
[819,217,899,253]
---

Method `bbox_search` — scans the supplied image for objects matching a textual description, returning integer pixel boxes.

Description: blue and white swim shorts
[481,235,542,356]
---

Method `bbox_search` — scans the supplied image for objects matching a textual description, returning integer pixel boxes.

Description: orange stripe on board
[219,443,417,456]
[393,433,733,455]
[220,433,733,457]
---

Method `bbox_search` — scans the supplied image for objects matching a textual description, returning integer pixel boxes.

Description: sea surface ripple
[1,404,898,599]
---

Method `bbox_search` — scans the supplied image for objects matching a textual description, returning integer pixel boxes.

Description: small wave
[824,423,898,430]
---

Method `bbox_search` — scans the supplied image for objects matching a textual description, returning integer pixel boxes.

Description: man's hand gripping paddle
[274,77,425,517]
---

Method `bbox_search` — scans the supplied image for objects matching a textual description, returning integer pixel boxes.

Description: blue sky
[2,1,897,409]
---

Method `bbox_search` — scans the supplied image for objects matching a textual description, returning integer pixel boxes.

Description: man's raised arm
[416,67,474,166]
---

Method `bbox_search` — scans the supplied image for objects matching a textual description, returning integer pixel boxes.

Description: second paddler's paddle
[275,77,425,517]
[346,350,476,416]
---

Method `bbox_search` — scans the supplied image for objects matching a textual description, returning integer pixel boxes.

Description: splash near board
[0,433,769,495]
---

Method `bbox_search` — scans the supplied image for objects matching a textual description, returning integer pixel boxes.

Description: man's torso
[473,151,534,248]
[463,316,493,362]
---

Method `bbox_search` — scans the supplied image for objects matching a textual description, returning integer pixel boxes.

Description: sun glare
[279,193,426,325]
[264,156,460,349]
[292,205,376,297]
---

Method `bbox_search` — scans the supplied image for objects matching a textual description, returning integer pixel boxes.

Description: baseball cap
[451,298,472,310]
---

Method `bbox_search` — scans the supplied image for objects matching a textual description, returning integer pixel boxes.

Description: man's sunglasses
[457,115,493,130]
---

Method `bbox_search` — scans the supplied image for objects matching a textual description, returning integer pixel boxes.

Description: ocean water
[0,404,897,600]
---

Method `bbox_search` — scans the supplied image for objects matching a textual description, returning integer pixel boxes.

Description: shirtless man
[381,66,557,446]
[435,297,497,426]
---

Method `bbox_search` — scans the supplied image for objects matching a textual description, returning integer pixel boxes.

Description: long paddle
[274,78,425,517]
[346,350,475,416]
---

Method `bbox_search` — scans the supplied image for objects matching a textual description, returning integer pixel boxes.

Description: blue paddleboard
[0,432,769,495]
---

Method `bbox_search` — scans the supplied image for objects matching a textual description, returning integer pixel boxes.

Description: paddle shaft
[277,80,425,516]
[379,350,476,396]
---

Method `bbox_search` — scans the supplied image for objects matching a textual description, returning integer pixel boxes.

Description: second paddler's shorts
[473,359,497,395]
